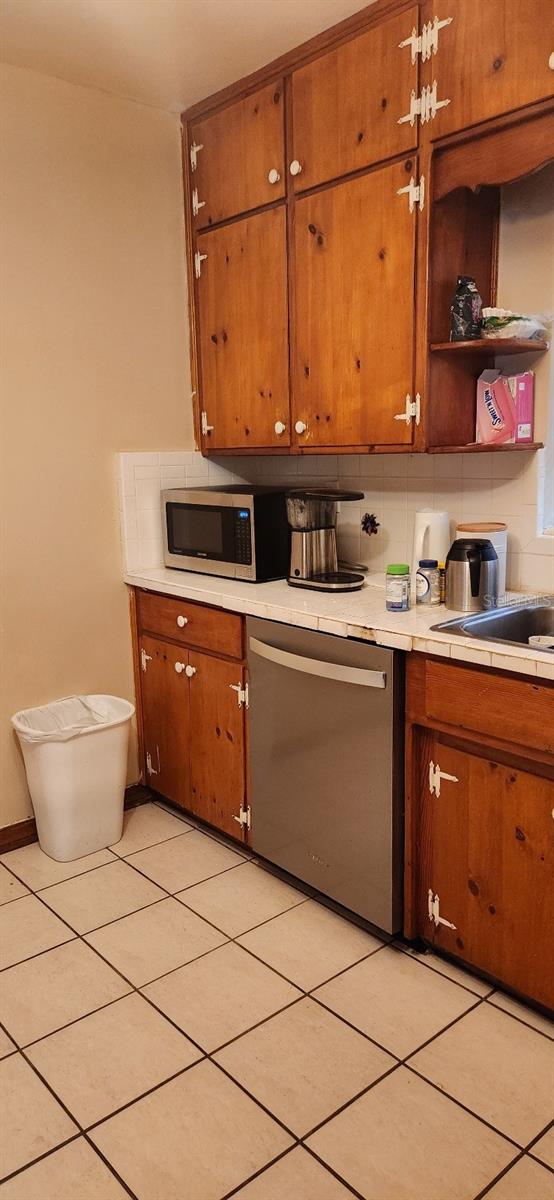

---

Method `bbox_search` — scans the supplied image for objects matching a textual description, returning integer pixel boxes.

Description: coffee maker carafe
[286,489,365,592]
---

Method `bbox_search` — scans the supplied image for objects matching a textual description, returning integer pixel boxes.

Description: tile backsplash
[118,449,553,594]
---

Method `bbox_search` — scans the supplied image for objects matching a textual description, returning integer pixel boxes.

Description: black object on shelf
[450,276,483,341]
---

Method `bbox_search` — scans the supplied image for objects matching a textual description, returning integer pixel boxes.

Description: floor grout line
[484,995,554,1043]
[404,1062,526,1152]
[471,1149,527,1200]
[0,853,119,893]
[2,812,553,1198]
[0,1132,83,1189]
[301,1144,368,1200]
[473,1117,554,1199]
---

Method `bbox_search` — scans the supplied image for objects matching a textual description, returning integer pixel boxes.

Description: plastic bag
[12,695,134,743]
[481,308,549,340]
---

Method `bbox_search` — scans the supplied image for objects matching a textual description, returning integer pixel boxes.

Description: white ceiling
[0,0,370,112]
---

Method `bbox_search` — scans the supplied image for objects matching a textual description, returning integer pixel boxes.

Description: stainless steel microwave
[162,486,290,582]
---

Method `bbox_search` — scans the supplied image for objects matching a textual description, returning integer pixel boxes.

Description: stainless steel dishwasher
[247,617,403,934]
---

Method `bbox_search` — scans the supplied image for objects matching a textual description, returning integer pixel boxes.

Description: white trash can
[11,695,135,862]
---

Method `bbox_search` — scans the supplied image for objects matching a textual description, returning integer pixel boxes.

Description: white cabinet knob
[289,160,303,177]
[174,661,186,674]
[274,420,286,436]
[295,420,308,434]
[549,51,554,69]
[185,664,197,678]
[176,615,188,628]
[268,168,281,184]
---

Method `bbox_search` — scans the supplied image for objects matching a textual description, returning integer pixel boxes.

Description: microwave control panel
[234,509,252,565]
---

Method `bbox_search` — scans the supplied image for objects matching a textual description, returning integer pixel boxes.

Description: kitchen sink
[431,598,554,651]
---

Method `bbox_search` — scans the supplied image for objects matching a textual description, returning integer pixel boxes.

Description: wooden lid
[456,522,507,532]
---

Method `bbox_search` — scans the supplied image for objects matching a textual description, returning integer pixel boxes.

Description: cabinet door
[417,737,554,1009]
[291,7,419,191]
[188,651,247,839]
[190,82,285,226]
[421,0,554,140]
[293,160,416,448]
[140,635,190,810]
[197,207,290,450]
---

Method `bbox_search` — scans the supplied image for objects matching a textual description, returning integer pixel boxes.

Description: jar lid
[419,559,438,568]
[387,563,410,574]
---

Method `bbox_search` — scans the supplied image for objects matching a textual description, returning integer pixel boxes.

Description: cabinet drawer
[137,591,243,659]
[423,658,554,755]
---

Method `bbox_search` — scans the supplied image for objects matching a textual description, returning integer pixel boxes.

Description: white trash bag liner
[12,695,133,743]
[12,695,135,862]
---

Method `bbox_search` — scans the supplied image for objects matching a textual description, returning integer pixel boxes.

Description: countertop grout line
[124,569,554,674]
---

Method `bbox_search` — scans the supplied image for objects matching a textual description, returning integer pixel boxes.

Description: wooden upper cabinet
[189,82,285,226]
[290,7,419,192]
[196,207,289,450]
[292,159,416,448]
[421,0,554,140]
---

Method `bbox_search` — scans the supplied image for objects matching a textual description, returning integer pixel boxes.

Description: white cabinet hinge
[394,393,421,426]
[189,141,203,171]
[146,746,160,777]
[229,681,249,709]
[399,16,453,63]
[200,410,214,436]
[140,648,152,672]
[192,188,205,217]
[428,889,457,929]
[233,804,251,831]
[398,81,450,126]
[429,760,459,797]
[397,174,425,213]
[194,250,207,279]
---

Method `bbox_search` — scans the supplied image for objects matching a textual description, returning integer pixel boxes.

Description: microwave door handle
[248,637,386,688]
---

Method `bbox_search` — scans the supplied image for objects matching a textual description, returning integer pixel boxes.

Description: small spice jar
[386,563,410,612]
[438,561,446,604]
[416,559,441,605]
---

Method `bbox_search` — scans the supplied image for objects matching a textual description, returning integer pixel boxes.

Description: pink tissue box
[507,371,534,443]
[475,370,534,445]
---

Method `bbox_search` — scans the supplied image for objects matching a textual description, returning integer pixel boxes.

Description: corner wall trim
[0,784,152,855]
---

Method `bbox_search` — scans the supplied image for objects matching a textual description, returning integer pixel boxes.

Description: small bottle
[438,562,446,604]
[416,559,440,605]
[450,275,483,341]
[386,564,410,612]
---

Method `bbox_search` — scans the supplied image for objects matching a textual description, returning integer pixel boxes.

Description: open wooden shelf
[430,338,548,355]
[428,442,543,455]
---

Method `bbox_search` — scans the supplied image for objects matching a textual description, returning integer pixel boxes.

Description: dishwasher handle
[248,636,386,688]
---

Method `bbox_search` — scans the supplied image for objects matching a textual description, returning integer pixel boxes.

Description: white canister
[455,522,507,597]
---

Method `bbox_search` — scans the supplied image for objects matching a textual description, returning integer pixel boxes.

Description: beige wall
[0,63,194,826]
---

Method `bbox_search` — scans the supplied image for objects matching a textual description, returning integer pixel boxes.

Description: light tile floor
[0,802,552,1200]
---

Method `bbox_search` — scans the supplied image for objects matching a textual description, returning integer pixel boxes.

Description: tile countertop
[124,567,554,682]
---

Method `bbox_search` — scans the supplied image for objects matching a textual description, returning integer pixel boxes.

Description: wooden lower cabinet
[140,635,190,811]
[406,654,554,1010]
[189,651,246,838]
[135,592,248,843]
[414,733,554,1009]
